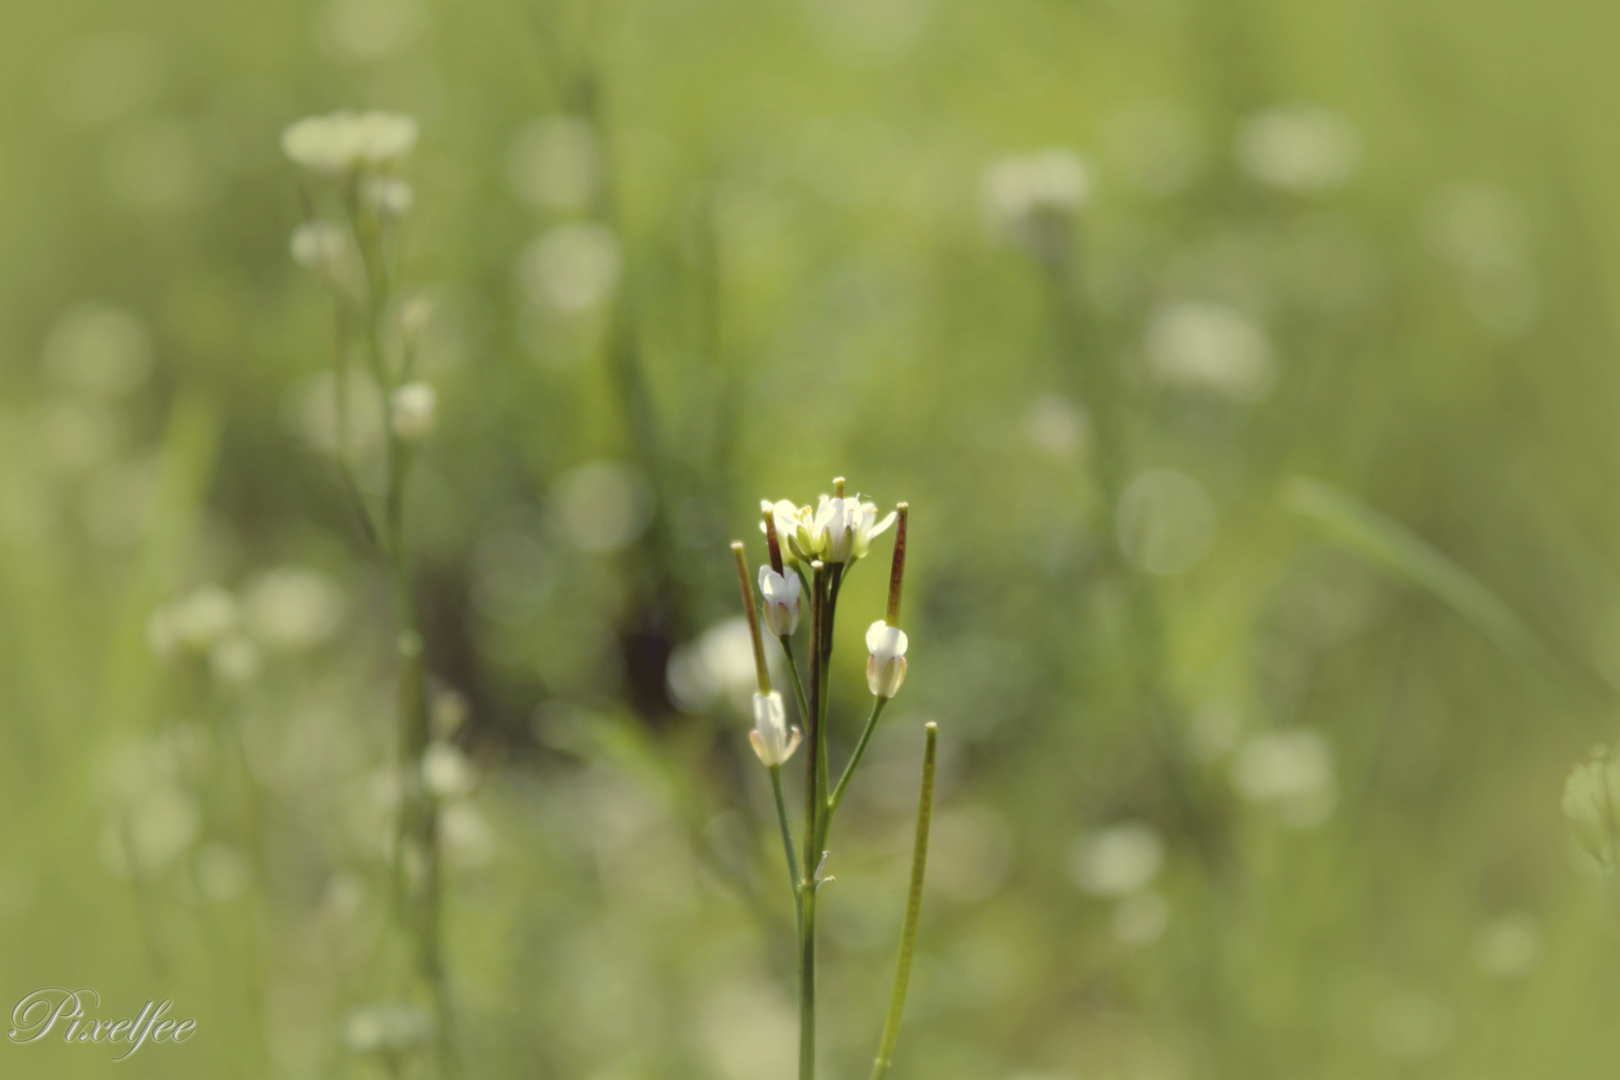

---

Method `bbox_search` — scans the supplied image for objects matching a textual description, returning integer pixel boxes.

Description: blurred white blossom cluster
[1069,821,1170,947]
[283,108,439,445]
[981,149,1091,260]
[147,566,345,685]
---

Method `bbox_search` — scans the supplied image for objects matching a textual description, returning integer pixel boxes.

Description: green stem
[780,637,810,727]
[870,723,937,1080]
[828,697,888,819]
[770,766,802,928]
[799,565,826,1080]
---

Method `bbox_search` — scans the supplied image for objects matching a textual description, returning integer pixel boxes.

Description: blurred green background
[6,0,1620,1076]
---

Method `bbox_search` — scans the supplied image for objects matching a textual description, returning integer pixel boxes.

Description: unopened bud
[865,620,909,699]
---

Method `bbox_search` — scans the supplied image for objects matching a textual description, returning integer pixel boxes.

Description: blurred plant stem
[337,186,459,1080]
[870,722,936,1080]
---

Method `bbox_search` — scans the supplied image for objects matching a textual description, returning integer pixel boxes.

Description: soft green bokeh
[4,0,1620,1077]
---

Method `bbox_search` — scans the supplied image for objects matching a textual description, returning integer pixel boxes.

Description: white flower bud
[748,690,801,767]
[865,620,909,699]
[757,565,801,637]
[390,381,437,441]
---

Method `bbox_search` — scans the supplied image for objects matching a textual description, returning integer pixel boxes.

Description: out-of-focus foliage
[5,0,1620,1077]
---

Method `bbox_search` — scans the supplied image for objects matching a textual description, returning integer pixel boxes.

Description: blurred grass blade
[98,391,221,732]
[1285,475,1540,663]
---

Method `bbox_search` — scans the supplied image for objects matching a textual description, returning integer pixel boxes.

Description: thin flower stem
[870,723,937,1080]
[769,765,802,914]
[815,565,843,826]
[346,184,457,1080]
[799,564,826,1080]
[780,637,810,729]
[828,697,888,819]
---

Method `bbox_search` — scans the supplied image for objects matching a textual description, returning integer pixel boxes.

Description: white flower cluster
[760,493,897,566]
[736,482,911,768]
[281,109,418,174]
[981,149,1092,256]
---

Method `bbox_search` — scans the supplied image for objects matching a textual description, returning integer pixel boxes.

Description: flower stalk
[730,481,928,1080]
[284,113,457,1078]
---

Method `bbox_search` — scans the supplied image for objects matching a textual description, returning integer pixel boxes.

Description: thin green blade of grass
[1285,475,1541,664]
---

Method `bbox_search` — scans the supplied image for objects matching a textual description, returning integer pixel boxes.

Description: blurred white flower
[1069,821,1164,897]
[440,801,494,867]
[506,116,599,211]
[422,741,475,799]
[389,381,437,440]
[667,617,761,714]
[1145,301,1273,401]
[242,566,344,648]
[1231,729,1337,828]
[982,149,1092,246]
[516,222,621,313]
[865,620,909,699]
[1473,912,1542,979]
[1235,104,1360,193]
[1023,394,1088,459]
[281,110,418,173]
[41,304,153,397]
[1117,469,1216,576]
[749,690,801,767]
[161,584,238,651]
[757,566,801,637]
